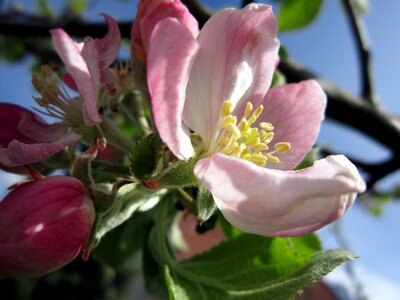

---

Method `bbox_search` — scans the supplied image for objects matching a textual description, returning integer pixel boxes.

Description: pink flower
[131,0,198,61]
[0,103,79,172]
[50,14,121,126]
[0,176,95,278]
[146,4,366,236]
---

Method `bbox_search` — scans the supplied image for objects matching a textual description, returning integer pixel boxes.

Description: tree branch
[279,59,400,154]
[340,0,379,107]
[0,14,132,38]
[181,0,213,28]
[241,0,254,8]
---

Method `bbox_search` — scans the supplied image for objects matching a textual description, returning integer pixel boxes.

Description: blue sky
[1,0,399,298]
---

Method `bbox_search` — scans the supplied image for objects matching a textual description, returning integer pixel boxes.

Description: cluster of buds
[0,0,366,279]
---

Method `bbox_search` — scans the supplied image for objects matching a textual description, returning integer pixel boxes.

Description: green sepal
[130,133,164,180]
[153,159,199,189]
[196,186,217,223]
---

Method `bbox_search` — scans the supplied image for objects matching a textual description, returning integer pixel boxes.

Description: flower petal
[147,18,198,159]
[194,153,365,237]
[95,14,121,70]
[18,113,67,143]
[259,80,326,170]
[50,29,101,126]
[183,4,279,145]
[0,133,80,168]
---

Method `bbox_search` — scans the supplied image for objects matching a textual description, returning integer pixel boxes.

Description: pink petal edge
[50,29,101,126]
[259,80,326,170]
[147,18,198,160]
[194,153,366,237]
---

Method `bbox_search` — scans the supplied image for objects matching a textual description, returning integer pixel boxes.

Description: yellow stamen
[226,123,241,139]
[243,102,253,118]
[220,101,233,117]
[222,115,237,128]
[215,101,291,166]
[259,122,274,131]
[266,154,280,163]
[274,142,291,154]
[250,153,268,166]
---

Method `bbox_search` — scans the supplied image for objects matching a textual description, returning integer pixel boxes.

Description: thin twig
[340,0,379,108]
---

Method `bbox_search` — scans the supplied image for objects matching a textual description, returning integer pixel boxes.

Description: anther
[259,122,274,131]
[266,154,280,163]
[274,142,291,154]
[222,115,237,129]
[226,123,241,139]
[243,102,253,118]
[220,101,233,117]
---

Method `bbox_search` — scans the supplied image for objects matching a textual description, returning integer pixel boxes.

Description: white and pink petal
[183,4,279,145]
[259,80,326,170]
[194,153,365,237]
[147,18,198,160]
[50,29,101,126]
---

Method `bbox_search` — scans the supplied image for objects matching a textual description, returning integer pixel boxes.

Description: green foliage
[94,183,166,244]
[294,147,320,170]
[196,186,217,223]
[164,234,354,300]
[278,0,324,31]
[271,69,286,87]
[37,0,54,18]
[67,0,88,15]
[0,36,26,62]
[359,192,391,217]
[151,201,355,300]
[154,159,199,188]
[130,133,164,180]
[93,211,153,270]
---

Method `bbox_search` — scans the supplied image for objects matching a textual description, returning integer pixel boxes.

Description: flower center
[32,65,84,127]
[216,100,291,167]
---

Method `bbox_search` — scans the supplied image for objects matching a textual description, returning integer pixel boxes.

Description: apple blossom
[146,4,366,236]
[0,176,95,278]
[0,102,79,172]
[50,14,121,126]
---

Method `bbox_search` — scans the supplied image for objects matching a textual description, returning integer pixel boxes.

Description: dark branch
[279,59,400,154]
[241,0,254,8]
[181,0,213,28]
[0,14,132,38]
[340,0,379,107]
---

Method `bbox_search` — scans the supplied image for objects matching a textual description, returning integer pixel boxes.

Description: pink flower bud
[0,103,80,172]
[0,176,95,278]
[131,0,199,61]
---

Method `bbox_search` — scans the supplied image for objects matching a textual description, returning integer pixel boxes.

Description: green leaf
[271,69,286,87]
[67,0,87,15]
[293,147,320,170]
[165,234,355,299]
[93,211,152,269]
[94,183,166,244]
[196,186,217,223]
[0,36,26,61]
[130,133,164,180]
[154,159,199,189]
[37,0,54,18]
[278,0,324,31]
